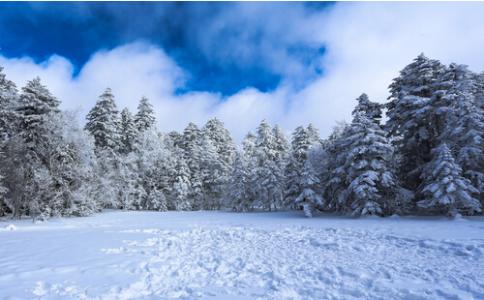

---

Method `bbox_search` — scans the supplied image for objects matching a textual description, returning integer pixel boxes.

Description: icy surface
[1,210,484,299]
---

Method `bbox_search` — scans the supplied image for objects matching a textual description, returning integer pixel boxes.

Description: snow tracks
[40,225,484,299]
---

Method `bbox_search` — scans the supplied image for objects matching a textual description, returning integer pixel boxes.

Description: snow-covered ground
[1,211,483,300]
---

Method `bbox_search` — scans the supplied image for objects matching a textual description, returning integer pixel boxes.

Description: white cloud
[1,3,484,141]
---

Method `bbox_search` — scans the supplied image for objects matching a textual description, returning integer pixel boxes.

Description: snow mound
[4,224,17,231]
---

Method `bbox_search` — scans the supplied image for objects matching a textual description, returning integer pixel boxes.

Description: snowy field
[1,211,484,300]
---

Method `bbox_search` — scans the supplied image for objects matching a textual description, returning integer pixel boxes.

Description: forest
[0,54,482,219]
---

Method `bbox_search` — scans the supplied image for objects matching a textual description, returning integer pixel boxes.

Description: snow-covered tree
[0,66,17,145]
[203,118,236,168]
[8,77,62,218]
[284,126,311,207]
[306,123,321,146]
[119,108,139,154]
[199,134,224,209]
[440,64,484,204]
[352,93,382,124]
[135,96,156,131]
[0,67,17,215]
[171,151,192,211]
[85,88,121,153]
[227,151,253,211]
[386,54,448,191]
[252,120,284,211]
[135,129,171,211]
[16,77,61,161]
[338,112,400,216]
[181,122,203,208]
[202,118,236,201]
[295,160,323,217]
[418,144,480,216]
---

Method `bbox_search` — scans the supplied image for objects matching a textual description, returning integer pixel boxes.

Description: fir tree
[227,151,252,211]
[295,160,323,217]
[119,108,138,154]
[135,96,156,131]
[85,88,121,153]
[337,111,400,216]
[171,151,192,211]
[418,144,480,216]
[386,53,448,192]
[352,93,382,124]
[284,126,311,207]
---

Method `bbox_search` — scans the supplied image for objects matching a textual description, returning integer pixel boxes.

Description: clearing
[0,211,483,299]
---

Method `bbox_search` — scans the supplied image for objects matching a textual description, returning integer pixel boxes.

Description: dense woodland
[0,54,482,219]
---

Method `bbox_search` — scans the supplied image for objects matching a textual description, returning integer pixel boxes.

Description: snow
[1,210,484,299]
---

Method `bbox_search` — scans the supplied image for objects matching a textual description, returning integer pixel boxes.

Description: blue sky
[0,2,330,95]
[1,2,483,139]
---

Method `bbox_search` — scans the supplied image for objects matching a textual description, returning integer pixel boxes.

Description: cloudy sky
[1,2,483,140]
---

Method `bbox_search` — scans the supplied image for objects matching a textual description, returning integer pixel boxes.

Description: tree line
[0,53,482,219]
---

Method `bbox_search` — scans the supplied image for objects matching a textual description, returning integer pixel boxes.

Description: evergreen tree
[16,77,61,161]
[135,129,172,211]
[135,96,156,131]
[0,67,17,215]
[181,122,203,208]
[227,151,253,211]
[203,118,236,168]
[284,126,310,206]
[0,66,17,145]
[352,93,382,123]
[295,160,323,217]
[441,64,484,204]
[306,123,321,146]
[336,111,400,216]
[253,120,283,211]
[199,134,224,209]
[119,108,138,154]
[85,88,121,153]
[171,151,192,211]
[418,144,480,216]
[386,54,448,192]
[10,77,62,218]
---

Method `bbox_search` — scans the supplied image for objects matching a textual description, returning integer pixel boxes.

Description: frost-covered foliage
[0,52,482,219]
[295,160,323,217]
[418,144,480,216]
[85,88,121,152]
[134,96,156,132]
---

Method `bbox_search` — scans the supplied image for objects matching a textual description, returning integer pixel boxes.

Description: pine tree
[253,120,283,211]
[135,96,156,131]
[171,151,192,211]
[418,144,480,216]
[202,118,236,202]
[11,77,62,218]
[199,134,224,209]
[85,88,121,153]
[336,111,400,217]
[295,160,323,217]
[203,118,236,168]
[0,67,17,215]
[441,64,484,205]
[135,129,172,211]
[386,54,448,192]
[306,123,321,146]
[0,66,17,145]
[352,93,382,124]
[227,151,252,211]
[119,108,138,154]
[16,77,61,161]
[181,122,203,208]
[284,126,310,207]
